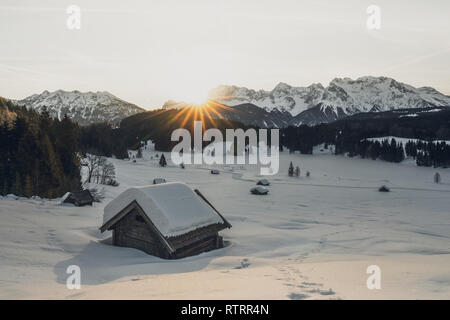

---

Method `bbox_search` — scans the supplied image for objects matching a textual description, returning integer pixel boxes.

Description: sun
[168,100,234,129]
[188,95,208,106]
[182,91,209,106]
[170,80,211,106]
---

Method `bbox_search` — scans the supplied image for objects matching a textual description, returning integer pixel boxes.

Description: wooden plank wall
[112,208,225,259]
[113,209,170,258]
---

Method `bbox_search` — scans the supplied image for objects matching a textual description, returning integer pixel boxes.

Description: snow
[400,113,418,118]
[60,192,71,203]
[209,76,450,116]
[13,90,144,125]
[365,136,450,146]
[250,186,269,194]
[102,183,224,237]
[1,147,450,299]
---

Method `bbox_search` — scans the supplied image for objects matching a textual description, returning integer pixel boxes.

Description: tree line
[405,140,450,167]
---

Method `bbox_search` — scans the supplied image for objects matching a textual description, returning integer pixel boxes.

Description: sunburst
[168,100,234,129]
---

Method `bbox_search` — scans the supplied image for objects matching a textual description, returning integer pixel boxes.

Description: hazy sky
[1,0,449,109]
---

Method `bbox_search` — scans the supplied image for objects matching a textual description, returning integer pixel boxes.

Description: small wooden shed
[250,186,269,195]
[100,183,231,259]
[256,179,270,186]
[63,190,94,206]
[153,178,166,184]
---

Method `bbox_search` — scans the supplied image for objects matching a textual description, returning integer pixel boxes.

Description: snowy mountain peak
[14,90,145,125]
[208,76,450,119]
[272,82,292,92]
[308,83,324,90]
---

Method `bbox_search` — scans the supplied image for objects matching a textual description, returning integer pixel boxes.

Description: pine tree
[14,172,21,196]
[0,99,81,198]
[24,175,33,197]
[434,172,441,184]
[1,179,8,196]
[159,154,167,167]
[288,161,294,177]
[295,166,300,177]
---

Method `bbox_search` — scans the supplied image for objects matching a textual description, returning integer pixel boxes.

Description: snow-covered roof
[257,179,270,186]
[103,182,225,237]
[250,186,269,194]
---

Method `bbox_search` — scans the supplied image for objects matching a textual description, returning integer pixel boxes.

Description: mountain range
[208,76,450,126]
[10,76,450,127]
[13,90,145,126]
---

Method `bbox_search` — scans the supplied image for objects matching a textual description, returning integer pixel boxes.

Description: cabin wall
[172,234,223,259]
[112,209,170,258]
[110,207,226,259]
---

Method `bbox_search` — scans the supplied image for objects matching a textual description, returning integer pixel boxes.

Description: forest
[280,107,450,167]
[0,98,81,198]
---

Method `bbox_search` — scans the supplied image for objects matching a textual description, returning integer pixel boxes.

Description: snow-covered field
[1,147,450,299]
[365,136,450,146]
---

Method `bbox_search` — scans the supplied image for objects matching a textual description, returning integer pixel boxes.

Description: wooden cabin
[100,183,231,259]
[63,190,94,206]
[250,186,269,195]
[256,179,270,186]
[153,178,166,184]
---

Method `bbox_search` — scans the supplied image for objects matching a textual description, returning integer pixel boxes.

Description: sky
[0,0,449,109]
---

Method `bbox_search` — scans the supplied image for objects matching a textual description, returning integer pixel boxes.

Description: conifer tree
[434,172,441,184]
[159,154,167,167]
[24,175,33,197]
[288,161,294,177]
[14,172,21,196]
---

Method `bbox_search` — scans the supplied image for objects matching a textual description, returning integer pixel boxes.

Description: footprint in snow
[288,293,310,300]
[302,281,321,286]
[306,288,335,296]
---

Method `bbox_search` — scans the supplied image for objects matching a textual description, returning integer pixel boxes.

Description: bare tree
[101,162,118,186]
[89,187,105,202]
[136,147,143,159]
[92,156,107,184]
[83,154,118,186]
[83,154,104,183]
